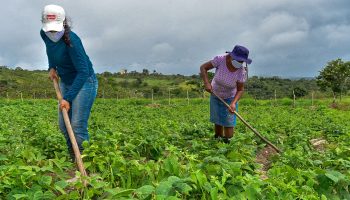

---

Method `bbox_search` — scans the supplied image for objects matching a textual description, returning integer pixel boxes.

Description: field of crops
[0,98,349,199]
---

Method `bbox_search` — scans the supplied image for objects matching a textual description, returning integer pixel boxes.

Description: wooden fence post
[168,88,171,105]
[152,89,154,104]
[293,90,296,108]
[187,90,189,105]
[270,98,273,107]
[254,97,257,107]
[103,89,105,103]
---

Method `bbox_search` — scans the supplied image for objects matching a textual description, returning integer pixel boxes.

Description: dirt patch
[66,169,76,177]
[256,145,278,180]
[330,102,338,109]
[146,104,161,108]
[46,169,75,180]
[309,106,317,110]
[329,102,350,110]
[310,138,327,152]
[65,169,78,185]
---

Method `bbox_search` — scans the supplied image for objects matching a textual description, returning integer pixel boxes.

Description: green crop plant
[0,99,349,199]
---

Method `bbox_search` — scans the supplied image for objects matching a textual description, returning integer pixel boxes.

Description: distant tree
[133,78,143,87]
[142,69,149,75]
[129,70,138,75]
[120,80,129,87]
[152,86,160,93]
[292,87,308,98]
[186,80,199,85]
[171,88,183,96]
[316,59,350,101]
[191,74,199,79]
[208,72,215,81]
[102,71,112,77]
[120,69,127,74]
[176,74,184,78]
[0,80,8,92]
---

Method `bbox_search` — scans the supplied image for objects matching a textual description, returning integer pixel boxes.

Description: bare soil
[146,103,161,108]
[310,138,327,152]
[255,145,278,180]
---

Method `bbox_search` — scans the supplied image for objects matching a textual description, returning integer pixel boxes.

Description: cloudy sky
[1,0,350,77]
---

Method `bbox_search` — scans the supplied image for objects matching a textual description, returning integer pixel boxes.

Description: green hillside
[0,66,325,100]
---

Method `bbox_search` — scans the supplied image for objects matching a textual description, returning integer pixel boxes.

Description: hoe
[211,91,281,153]
[53,78,88,184]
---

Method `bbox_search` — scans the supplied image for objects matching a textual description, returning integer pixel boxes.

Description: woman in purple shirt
[200,45,252,143]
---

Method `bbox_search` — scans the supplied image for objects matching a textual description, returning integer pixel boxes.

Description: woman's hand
[49,68,58,80]
[229,102,236,113]
[204,82,213,93]
[60,99,70,112]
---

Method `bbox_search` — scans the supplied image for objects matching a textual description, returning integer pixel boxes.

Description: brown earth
[310,138,327,152]
[146,104,161,108]
[255,145,278,180]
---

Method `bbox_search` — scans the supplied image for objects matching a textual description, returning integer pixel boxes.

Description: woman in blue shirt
[41,5,98,162]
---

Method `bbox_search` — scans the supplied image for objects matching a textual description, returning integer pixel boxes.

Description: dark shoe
[69,150,76,163]
[223,137,231,144]
[214,135,223,142]
[214,134,222,139]
[70,155,76,163]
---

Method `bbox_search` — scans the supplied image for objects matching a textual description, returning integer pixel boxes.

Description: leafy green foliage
[316,59,350,100]
[0,98,349,199]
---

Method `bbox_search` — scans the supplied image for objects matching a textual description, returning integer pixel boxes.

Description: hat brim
[42,21,63,32]
[227,52,252,64]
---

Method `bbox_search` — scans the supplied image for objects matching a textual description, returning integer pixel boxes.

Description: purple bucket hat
[226,45,252,64]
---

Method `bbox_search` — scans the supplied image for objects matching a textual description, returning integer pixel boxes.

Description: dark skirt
[210,95,238,127]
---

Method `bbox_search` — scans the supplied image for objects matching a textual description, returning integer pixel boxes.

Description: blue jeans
[59,74,98,160]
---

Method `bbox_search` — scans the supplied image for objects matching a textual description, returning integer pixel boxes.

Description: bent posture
[40,5,98,161]
[200,45,252,143]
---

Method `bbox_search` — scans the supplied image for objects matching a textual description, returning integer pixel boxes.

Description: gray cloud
[0,0,349,77]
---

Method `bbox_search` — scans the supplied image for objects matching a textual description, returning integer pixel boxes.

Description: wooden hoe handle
[53,79,88,181]
[211,91,281,153]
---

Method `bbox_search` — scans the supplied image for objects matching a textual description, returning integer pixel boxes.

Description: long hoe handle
[53,79,88,180]
[211,92,281,153]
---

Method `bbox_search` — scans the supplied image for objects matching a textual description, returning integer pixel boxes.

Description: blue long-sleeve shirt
[40,30,95,102]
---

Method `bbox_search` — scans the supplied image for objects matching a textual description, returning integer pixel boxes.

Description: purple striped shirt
[211,54,246,99]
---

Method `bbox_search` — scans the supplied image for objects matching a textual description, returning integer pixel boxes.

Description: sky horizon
[1,0,350,77]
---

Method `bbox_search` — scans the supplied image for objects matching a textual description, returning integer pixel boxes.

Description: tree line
[0,58,349,100]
